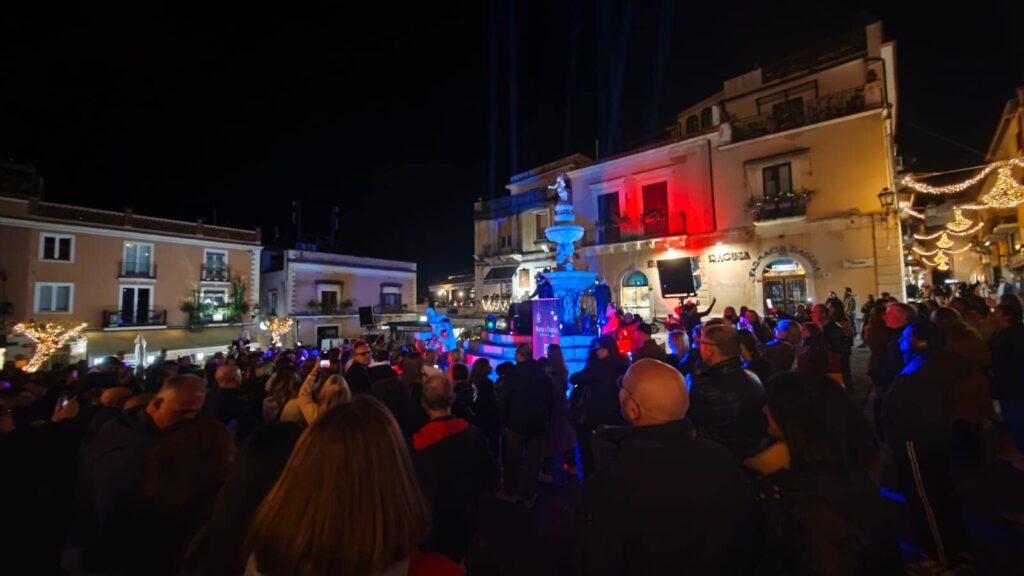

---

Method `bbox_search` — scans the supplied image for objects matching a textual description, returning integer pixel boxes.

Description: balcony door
[121,286,152,325]
[641,182,668,236]
[123,242,153,277]
[597,192,621,244]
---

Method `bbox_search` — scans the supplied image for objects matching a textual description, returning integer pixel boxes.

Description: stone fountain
[543,173,597,331]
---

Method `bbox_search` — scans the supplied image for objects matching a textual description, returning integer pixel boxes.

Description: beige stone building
[473,22,903,322]
[0,188,262,366]
[260,248,418,346]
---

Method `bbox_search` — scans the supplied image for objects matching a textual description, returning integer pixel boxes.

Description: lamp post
[878,187,897,250]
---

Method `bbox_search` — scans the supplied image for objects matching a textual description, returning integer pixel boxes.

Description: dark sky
[2,1,1022,292]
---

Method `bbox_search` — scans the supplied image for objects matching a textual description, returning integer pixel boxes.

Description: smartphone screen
[319,360,330,369]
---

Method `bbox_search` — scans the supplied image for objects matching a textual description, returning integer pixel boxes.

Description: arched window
[685,115,699,135]
[621,270,649,287]
[701,107,713,129]
[620,271,651,316]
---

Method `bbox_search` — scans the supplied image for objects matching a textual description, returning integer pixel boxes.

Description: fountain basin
[545,224,585,244]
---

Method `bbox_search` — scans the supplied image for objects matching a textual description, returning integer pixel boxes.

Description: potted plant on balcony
[745,187,815,220]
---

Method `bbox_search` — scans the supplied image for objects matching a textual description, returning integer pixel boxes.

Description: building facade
[260,248,418,346]
[0,192,261,366]
[473,22,903,321]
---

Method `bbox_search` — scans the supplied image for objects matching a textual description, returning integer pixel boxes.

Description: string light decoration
[946,206,973,232]
[914,230,944,240]
[937,262,950,271]
[902,207,927,220]
[978,165,1024,208]
[912,247,940,256]
[13,321,88,373]
[267,317,294,346]
[944,244,973,254]
[901,158,1024,195]
[934,252,949,264]
[936,233,954,249]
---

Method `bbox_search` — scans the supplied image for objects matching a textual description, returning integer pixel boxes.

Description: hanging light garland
[267,317,294,347]
[13,321,88,373]
[912,246,940,256]
[937,261,951,271]
[978,165,1024,208]
[902,207,927,220]
[945,206,973,232]
[934,252,950,264]
[935,233,954,249]
[902,158,1024,195]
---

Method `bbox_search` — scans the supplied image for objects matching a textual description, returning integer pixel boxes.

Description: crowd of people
[1,285,1022,575]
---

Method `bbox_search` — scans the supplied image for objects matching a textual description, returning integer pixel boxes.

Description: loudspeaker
[358,306,374,327]
[514,301,534,335]
[657,257,701,297]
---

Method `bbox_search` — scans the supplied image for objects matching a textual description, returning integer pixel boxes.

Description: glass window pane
[58,238,71,260]
[39,285,53,311]
[780,164,792,194]
[44,237,56,259]
[56,286,71,311]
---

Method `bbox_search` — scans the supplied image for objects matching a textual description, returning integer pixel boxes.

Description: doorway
[120,286,152,325]
[762,259,807,316]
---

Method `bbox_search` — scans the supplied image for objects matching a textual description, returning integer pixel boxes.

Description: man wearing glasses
[688,324,767,460]
[584,359,752,575]
[344,339,373,395]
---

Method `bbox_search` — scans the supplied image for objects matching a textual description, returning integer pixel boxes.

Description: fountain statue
[543,173,597,332]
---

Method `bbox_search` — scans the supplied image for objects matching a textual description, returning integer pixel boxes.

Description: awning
[484,266,518,283]
[83,325,252,361]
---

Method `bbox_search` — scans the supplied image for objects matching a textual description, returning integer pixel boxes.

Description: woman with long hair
[754,372,900,575]
[796,322,829,376]
[737,329,773,384]
[244,397,460,575]
[297,362,352,425]
[469,358,500,455]
[262,369,302,424]
[541,344,577,481]
[145,418,236,576]
[373,351,428,435]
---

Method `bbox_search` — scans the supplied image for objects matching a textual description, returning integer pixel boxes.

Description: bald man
[584,359,752,576]
[412,375,499,563]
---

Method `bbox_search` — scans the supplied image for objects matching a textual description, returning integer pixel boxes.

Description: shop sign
[842,258,875,269]
[749,246,821,278]
[708,251,752,263]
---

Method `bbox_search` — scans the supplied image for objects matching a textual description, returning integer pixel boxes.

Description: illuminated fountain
[543,173,597,332]
[466,173,594,374]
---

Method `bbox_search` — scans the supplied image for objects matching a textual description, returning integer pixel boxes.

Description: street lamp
[877,187,896,214]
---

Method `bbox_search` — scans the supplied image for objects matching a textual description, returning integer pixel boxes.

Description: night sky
[1,1,1021,294]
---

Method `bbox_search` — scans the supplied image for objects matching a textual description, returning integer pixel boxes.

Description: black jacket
[345,363,373,395]
[756,468,903,576]
[990,323,1024,400]
[584,419,752,576]
[883,353,957,456]
[500,360,553,436]
[689,356,767,459]
[412,417,500,562]
[181,423,303,576]
[87,406,163,567]
[569,355,630,427]
[633,339,669,363]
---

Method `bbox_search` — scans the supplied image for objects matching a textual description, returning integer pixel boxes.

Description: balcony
[201,265,231,282]
[374,304,409,315]
[474,188,554,221]
[730,86,882,143]
[595,209,686,245]
[119,261,156,279]
[746,189,813,223]
[103,308,167,328]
